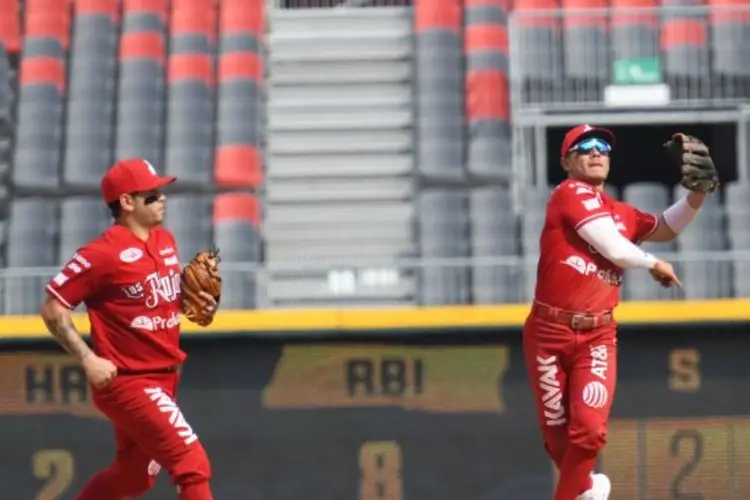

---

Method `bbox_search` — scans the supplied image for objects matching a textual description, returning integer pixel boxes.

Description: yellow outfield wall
[1,299,749,339]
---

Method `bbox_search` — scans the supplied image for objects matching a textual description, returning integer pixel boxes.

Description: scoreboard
[2,324,750,500]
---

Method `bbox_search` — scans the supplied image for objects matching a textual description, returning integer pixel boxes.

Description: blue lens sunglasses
[569,137,612,156]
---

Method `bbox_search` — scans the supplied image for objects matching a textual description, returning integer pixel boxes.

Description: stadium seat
[671,185,730,299]
[213,193,261,309]
[611,0,659,62]
[164,54,215,187]
[562,0,608,101]
[661,0,710,100]
[725,181,750,297]
[470,186,522,304]
[116,30,166,167]
[418,189,470,305]
[215,53,264,187]
[512,0,563,104]
[708,0,750,98]
[521,185,553,301]
[622,182,680,300]
[59,197,111,260]
[163,194,213,262]
[415,0,464,181]
[464,1,512,179]
[5,198,58,314]
[12,58,65,191]
[63,0,119,188]
[0,0,22,54]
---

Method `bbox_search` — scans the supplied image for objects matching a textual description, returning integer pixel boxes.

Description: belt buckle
[570,314,587,330]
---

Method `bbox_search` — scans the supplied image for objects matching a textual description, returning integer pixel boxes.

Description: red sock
[179,481,214,500]
[554,445,597,500]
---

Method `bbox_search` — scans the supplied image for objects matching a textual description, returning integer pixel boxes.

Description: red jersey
[46,225,186,371]
[533,179,659,312]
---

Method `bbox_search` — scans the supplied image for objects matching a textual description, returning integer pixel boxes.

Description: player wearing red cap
[39,158,219,500]
[524,125,705,500]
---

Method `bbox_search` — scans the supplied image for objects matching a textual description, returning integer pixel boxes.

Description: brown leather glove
[180,249,221,326]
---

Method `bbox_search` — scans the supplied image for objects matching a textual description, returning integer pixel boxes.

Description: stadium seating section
[0,0,748,313]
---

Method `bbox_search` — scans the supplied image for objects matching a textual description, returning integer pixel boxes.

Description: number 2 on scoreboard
[359,441,402,500]
[33,449,75,500]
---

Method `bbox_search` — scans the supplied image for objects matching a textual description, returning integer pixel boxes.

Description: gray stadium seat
[470,187,521,304]
[171,34,212,54]
[59,197,111,260]
[12,85,63,191]
[22,38,65,58]
[123,12,163,33]
[165,82,214,186]
[115,61,165,164]
[712,21,750,77]
[214,218,261,310]
[520,186,553,302]
[418,189,470,305]
[622,183,680,300]
[163,195,213,263]
[564,25,608,81]
[612,24,659,61]
[4,198,58,314]
[725,182,750,297]
[221,34,261,54]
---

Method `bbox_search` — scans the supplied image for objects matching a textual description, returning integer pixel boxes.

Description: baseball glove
[663,133,719,193]
[180,248,222,326]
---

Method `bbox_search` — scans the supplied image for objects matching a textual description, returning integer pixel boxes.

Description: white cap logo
[144,160,156,176]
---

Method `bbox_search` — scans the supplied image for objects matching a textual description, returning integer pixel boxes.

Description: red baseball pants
[523,314,617,500]
[77,372,213,500]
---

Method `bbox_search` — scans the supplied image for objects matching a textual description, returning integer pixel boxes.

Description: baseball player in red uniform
[524,125,706,500]
[39,158,219,499]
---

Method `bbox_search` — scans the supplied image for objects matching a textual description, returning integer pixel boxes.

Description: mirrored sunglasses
[570,137,611,155]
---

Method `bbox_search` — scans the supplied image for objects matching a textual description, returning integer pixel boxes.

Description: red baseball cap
[561,124,615,157]
[100,158,176,204]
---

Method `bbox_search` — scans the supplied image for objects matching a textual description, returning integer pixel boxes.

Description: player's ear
[119,193,136,213]
[560,156,571,173]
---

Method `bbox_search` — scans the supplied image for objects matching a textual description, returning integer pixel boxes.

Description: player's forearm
[40,299,93,362]
[662,193,702,233]
[577,217,658,269]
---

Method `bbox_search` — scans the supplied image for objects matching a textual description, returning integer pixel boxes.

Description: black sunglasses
[130,190,163,205]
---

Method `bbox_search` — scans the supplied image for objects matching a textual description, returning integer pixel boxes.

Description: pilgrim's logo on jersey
[562,256,622,286]
[144,269,181,309]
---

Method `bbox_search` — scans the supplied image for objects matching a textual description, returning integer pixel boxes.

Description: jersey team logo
[144,270,181,309]
[120,247,144,263]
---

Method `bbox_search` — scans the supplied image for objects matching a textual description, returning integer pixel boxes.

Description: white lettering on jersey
[582,197,602,211]
[537,355,566,426]
[163,256,179,266]
[144,387,198,445]
[147,460,161,477]
[144,269,181,309]
[73,253,91,269]
[120,248,144,263]
[52,273,69,287]
[590,345,609,380]
[160,247,175,256]
[562,256,622,286]
[130,312,180,331]
[122,283,145,300]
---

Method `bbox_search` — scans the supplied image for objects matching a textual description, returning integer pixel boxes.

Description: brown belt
[118,365,180,376]
[531,301,613,331]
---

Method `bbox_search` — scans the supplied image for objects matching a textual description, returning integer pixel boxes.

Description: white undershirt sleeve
[577,216,659,269]
[662,195,699,234]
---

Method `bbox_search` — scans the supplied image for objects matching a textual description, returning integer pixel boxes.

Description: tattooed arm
[40,294,93,362]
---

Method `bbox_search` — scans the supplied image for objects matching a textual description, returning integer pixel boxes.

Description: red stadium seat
[171,8,216,38]
[76,0,119,18]
[467,71,510,120]
[25,12,71,48]
[0,0,21,53]
[214,146,263,188]
[168,54,213,84]
[19,56,65,91]
[661,18,708,49]
[123,0,166,16]
[218,53,262,82]
[707,0,750,23]
[611,0,657,26]
[220,0,264,35]
[213,192,261,225]
[119,32,164,61]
